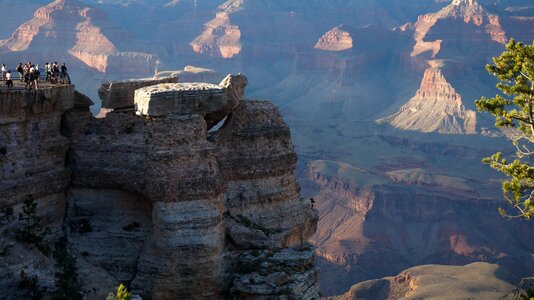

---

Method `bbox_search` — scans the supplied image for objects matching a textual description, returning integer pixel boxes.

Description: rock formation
[0,0,157,74]
[155,66,224,84]
[409,0,507,58]
[99,76,179,109]
[327,262,515,300]
[190,11,242,59]
[315,26,353,52]
[0,75,319,299]
[308,158,534,296]
[378,66,477,134]
[0,85,85,298]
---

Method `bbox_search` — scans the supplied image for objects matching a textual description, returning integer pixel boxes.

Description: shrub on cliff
[53,238,83,300]
[15,195,50,253]
[475,39,534,220]
[107,284,132,300]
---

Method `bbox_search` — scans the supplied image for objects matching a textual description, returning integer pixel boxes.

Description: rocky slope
[190,11,242,59]
[409,0,507,58]
[0,0,156,74]
[378,66,477,134]
[327,262,515,300]
[0,75,319,299]
[308,157,534,296]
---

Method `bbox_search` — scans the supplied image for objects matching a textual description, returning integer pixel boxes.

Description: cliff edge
[0,75,319,299]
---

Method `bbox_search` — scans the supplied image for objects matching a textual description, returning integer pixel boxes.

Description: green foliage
[18,270,43,300]
[106,284,132,300]
[53,239,83,300]
[15,195,51,253]
[475,39,534,219]
[520,286,534,300]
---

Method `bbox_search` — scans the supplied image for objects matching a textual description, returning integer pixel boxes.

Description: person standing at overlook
[5,70,12,89]
[1,64,6,81]
[16,63,23,81]
[60,63,69,84]
[52,62,59,84]
[45,62,51,82]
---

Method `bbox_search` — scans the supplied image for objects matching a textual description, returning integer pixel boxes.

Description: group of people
[1,61,69,90]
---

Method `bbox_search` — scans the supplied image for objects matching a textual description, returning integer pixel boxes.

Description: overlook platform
[0,79,71,91]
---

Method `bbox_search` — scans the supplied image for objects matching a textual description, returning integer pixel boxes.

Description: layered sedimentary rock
[0,0,157,74]
[155,66,224,84]
[328,262,515,300]
[378,67,476,134]
[0,85,79,297]
[39,75,319,299]
[0,74,318,299]
[99,76,178,109]
[315,26,353,52]
[190,12,242,59]
[308,159,534,296]
[409,0,507,57]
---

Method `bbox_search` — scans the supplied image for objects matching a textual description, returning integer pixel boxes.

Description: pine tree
[475,38,534,219]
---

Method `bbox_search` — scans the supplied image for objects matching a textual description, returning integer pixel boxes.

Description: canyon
[1,0,534,298]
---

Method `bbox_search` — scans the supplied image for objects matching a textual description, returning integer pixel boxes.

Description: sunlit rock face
[190,12,242,59]
[328,263,515,300]
[315,26,353,52]
[410,0,506,58]
[0,0,157,74]
[379,67,476,134]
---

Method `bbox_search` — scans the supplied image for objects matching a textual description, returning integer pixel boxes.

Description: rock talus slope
[327,262,515,300]
[379,66,476,134]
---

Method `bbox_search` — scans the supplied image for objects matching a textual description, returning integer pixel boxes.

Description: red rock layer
[379,67,476,134]
[190,12,242,59]
[315,26,353,52]
[411,0,506,57]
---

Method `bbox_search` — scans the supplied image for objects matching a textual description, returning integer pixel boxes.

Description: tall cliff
[409,0,506,58]
[0,75,319,299]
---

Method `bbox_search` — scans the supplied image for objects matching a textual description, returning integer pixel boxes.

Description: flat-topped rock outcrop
[315,26,353,52]
[0,75,318,299]
[99,76,179,109]
[134,82,227,117]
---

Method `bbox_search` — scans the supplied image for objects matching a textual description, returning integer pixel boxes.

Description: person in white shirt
[5,70,13,88]
[1,64,6,81]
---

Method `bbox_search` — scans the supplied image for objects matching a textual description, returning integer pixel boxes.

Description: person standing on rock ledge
[5,70,12,89]
[16,63,23,81]
[60,63,69,84]
[1,64,6,81]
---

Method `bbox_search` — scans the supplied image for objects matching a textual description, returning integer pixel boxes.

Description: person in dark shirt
[52,62,59,84]
[60,63,68,84]
[16,63,23,82]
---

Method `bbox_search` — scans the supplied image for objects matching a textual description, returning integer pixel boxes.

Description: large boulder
[99,76,178,109]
